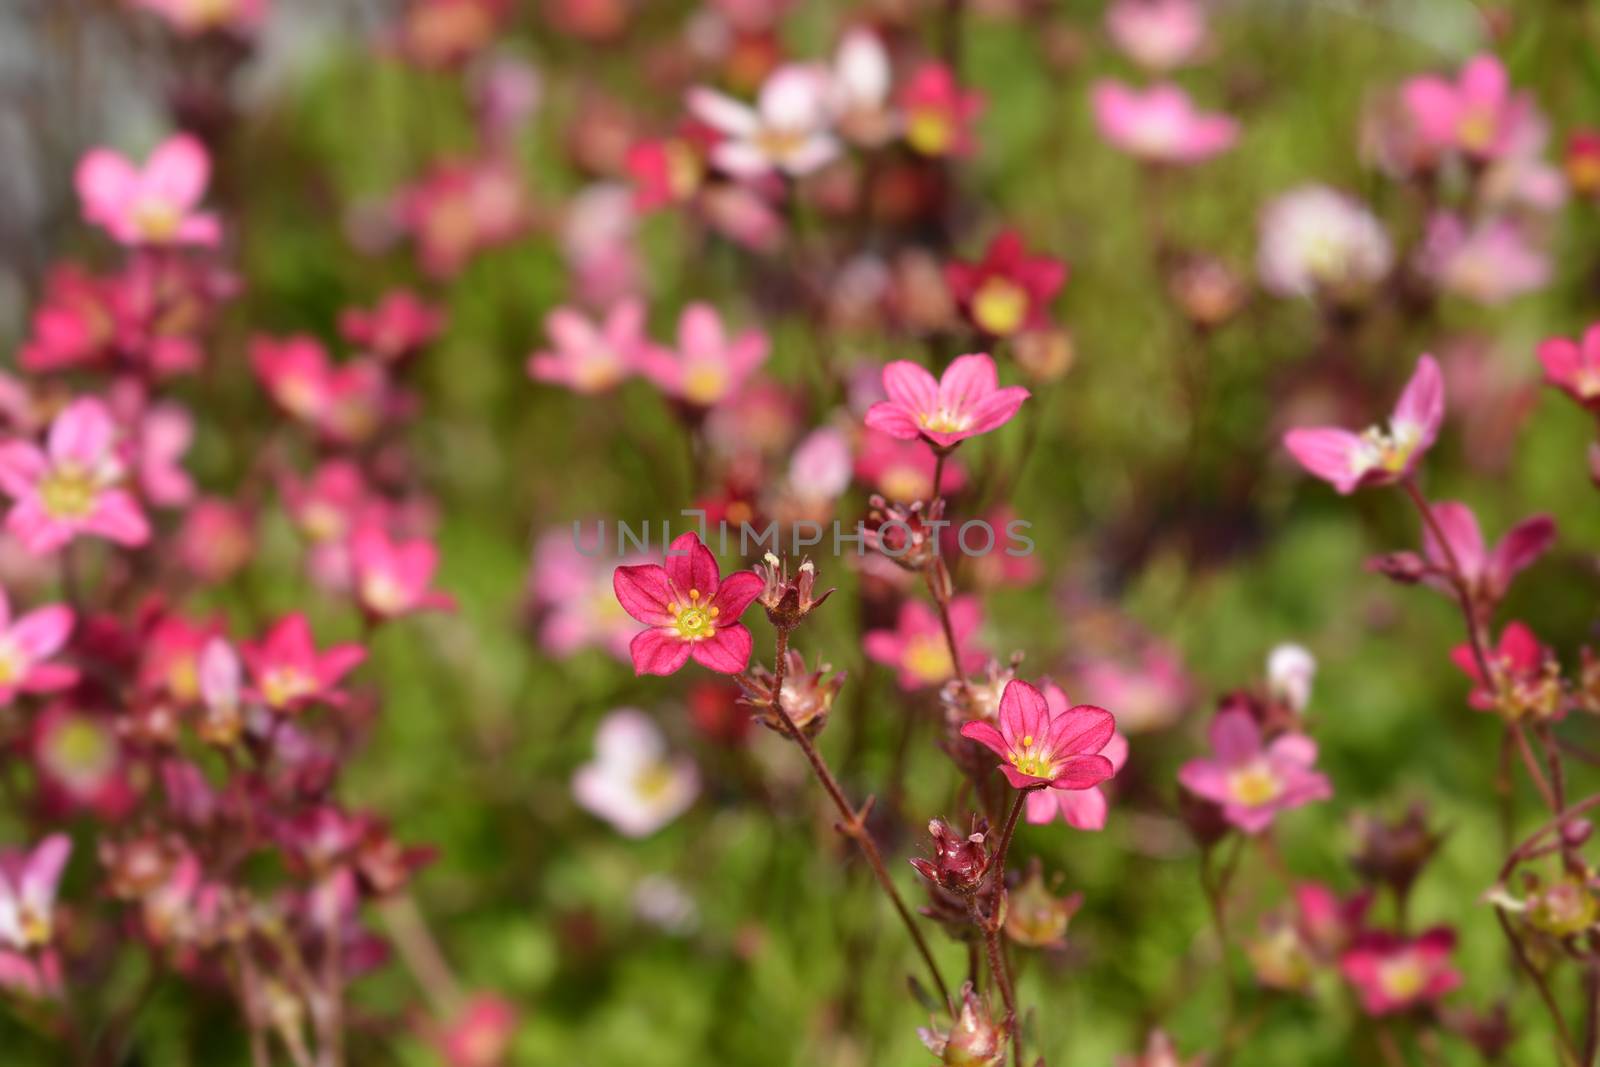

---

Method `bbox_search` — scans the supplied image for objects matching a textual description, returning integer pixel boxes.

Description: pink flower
[855,429,967,503]
[687,64,839,179]
[1256,185,1393,301]
[1450,621,1562,720]
[0,397,151,554]
[944,231,1068,338]
[129,0,267,36]
[251,335,389,443]
[133,401,195,508]
[74,134,220,247]
[350,526,455,620]
[434,992,519,1067]
[864,354,1028,450]
[1024,682,1128,828]
[787,427,853,502]
[899,63,984,158]
[625,137,705,212]
[177,498,255,584]
[398,158,528,277]
[1077,644,1192,733]
[612,531,763,675]
[1340,928,1461,1016]
[959,679,1117,791]
[241,615,367,711]
[572,709,699,836]
[1177,710,1331,833]
[527,300,650,394]
[829,28,896,148]
[1402,54,1532,162]
[529,529,641,661]
[635,303,769,408]
[863,597,987,690]
[1091,80,1238,165]
[1106,0,1208,71]
[1283,354,1444,494]
[1420,501,1554,605]
[1538,323,1600,411]
[0,588,75,705]
[0,835,71,951]
[339,289,444,360]
[34,707,132,818]
[1415,214,1550,305]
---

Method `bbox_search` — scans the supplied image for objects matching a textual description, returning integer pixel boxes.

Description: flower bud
[917,982,1005,1066]
[1365,551,1427,584]
[1003,862,1081,949]
[754,555,834,630]
[736,650,844,738]
[909,816,991,896]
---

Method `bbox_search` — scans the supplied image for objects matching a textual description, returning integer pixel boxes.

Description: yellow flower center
[1378,955,1427,1002]
[17,906,51,948]
[682,364,728,406]
[1354,421,1420,476]
[754,126,810,164]
[262,667,316,707]
[1227,762,1282,807]
[40,465,99,519]
[0,645,21,688]
[906,110,953,156]
[670,589,719,641]
[903,634,953,684]
[633,761,678,800]
[1008,733,1057,779]
[1457,109,1496,153]
[972,276,1028,337]
[917,408,972,435]
[134,198,182,241]
[665,141,703,198]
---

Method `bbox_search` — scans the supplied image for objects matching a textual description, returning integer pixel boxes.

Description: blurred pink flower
[251,335,389,444]
[133,401,195,508]
[1078,645,1190,732]
[855,428,966,503]
[688,64,840,178]
[864,353,1029,449]
[944,231,1068,338]
[625,136,705,212]
[351,526,455,621]
[75,134,220,247]
[398,157,528,277]
[241,615,367,712]
[899,63,983,158]
[34,707,132,818]
[1283,354,1444,494]
[529,530,640,661]
[178,499,255,584]
[787,426,853,502]
[1177,710,1331,833]
[1451,621,1562,719]
[1416,214,1550,305]
[1256,185,1392,301]
[0,834,71,951]
[527,299,650,394]
[1092,80,1237,164]
[1420,501,1553,605]
[1025,681,1128,828]
[434,992,518,1067]
[612,531,763,675]
[339,289,444,361]
[864,597,987,690]
[959,679,1117,791]
[1340,928,1460,1015]
[0,397,150,554]
[1402,54,1532,162]
[572,709,699,836]
[1538,323,1600,411]
[635,303,769,408]
[129,0,267,35]
[0,587,75,706]
[1105,0,1208,71]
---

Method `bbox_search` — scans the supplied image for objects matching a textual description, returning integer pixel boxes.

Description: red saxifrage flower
[612,531,764,676]
[959,679,1117,791]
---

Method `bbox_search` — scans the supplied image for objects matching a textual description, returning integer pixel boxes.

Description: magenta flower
[612,531,764,675]
[339,289,444,361]
[1402,54,1531,162]
[864,353,1029,449]
[944,231,1068,338]
[1025,682,1128,829]
[635,303,769,408]
[1091,80,1238,165]
[1283,354,1444,494]
[863,597,987,690]
[1538,323,1600,411]
[959,679,1117,791]
[1177,710,1331,833]
[351,526,456,621]
[0,588,75,706]
[899,63,984,158]
[527,299,649,395]
[1340,928,1461,1016]
[241,614,367,712]
[0,397,151,555]
[1420,500,1554,605]
[74,133,220,247]
[1451,621,1562,720]
[0,835,71,951]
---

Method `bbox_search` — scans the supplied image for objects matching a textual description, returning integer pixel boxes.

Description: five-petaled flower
[1451,621,1563,721]
[1402,54,1531,162]
[527,299,650,395]
[1177,709,1331,833]
[634,303,769,409]
[241,614,367,712]
[612,531,764,676]
[0,834,71,951]
[350,526,456,621]
[1537,322,1600,412]
[1024,682,1128,829]
[945,231,1068,339]
[959,679,1117,792]
[687,65,840,179]
[74,133,220,247]
[0,397,151,555]
[864,353,1029,450]
[1340,928,1461,1016]
[1283,354,1444,494]
[0,588,76,706]
[1091,80,1238,165]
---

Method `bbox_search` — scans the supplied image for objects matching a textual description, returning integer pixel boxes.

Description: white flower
[572,709,698,837]
[687,64,840,179]
[830,29,897,147]
[1267,643,1316,715]
[1257,185,1393,300]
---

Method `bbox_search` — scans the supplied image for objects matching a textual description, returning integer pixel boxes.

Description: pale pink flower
[1025,681,1128,829]
[0,588,75,705]
[864,353,1028,450]
[1538,323,1600,410]
[635,303,769,408]
[1106,0,1208,71]
[350,526,455,620]
[1091,80,1237,165]
[1178,710,1331,833]
[1419,501,1554,605]
[688,64,840,179]
[129,0,267,35]
[959,679,1117,792]
[1415,214,1550,305]
[863,597,987,691]
[572,709,698,837]
[787,427,853,502]
[1402,54,1533,162]
[1257,185,1393,301]
[527,300,649,394]
[0,397,151,554]
[1283,354,1444,494]
[1077,645,1190,732]
[829,28,897,147]
[0,835,71,951]
[1341,929,1461,1016]
[855,428,966,502]
[134,401,195,508]
[75,134,220,247]
[529,529,641,661]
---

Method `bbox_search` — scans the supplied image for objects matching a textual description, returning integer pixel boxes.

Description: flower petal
[613,563,676,625]
[710,570,763,621]
[629,627,692,676]
[880,360,940,416]
[1046,704,1115,758]
[689,624,752,674]
[1047,753,1114,790]
[663,531,720,597]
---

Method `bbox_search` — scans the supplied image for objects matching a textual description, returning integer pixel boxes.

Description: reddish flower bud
[917,982,1005,1066]
[909,816,991,896]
